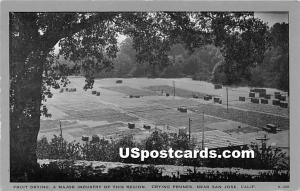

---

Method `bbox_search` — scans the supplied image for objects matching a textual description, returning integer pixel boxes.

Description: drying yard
[40,77,289,151]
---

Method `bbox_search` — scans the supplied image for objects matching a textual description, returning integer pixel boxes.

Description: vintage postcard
[1,1,300,191]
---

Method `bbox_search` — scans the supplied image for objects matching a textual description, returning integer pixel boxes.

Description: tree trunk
[9,12,88,181]
[10,52,45,181]
[10,118,41,181]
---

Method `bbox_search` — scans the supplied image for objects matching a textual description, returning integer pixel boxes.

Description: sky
[254,12,288,27]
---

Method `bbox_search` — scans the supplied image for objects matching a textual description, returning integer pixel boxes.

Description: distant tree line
[111,39,223,81]
[59,23,288,92]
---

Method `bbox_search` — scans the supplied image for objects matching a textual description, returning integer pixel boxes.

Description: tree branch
[40,13,118,51]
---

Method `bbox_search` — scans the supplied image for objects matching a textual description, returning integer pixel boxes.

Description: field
[40,77,289,150]
[146,85,217,98]
[101,86,157,96]
[232,102,289,118]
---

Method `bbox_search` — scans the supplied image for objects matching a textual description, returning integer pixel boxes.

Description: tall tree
[114,37,138,77]
[269,23,289,91]
[10,12,120,180]
[209,12,269,84]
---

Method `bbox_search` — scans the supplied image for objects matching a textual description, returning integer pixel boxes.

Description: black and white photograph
[2,1,300,189]
[8,10,290,183]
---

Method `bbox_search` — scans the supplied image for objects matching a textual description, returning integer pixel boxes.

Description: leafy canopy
[10,12,269,118]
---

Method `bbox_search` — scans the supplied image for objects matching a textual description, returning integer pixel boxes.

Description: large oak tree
[9,12,268,180]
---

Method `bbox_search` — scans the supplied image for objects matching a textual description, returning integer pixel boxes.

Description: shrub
[37,131,289,170]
